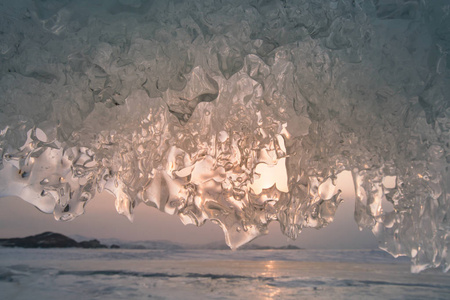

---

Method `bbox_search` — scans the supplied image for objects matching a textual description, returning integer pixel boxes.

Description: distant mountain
[68,235,183,250]
[240,244,301,250]
[71,235,301,250]
[189,241,301,250]
[0,232,109,249]
[98,238,184,250]
[0,232,301,250]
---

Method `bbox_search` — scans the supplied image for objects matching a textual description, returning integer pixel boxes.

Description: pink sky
[0,171,378,249]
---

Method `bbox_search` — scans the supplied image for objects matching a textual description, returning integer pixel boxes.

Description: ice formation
[0,0,449,272]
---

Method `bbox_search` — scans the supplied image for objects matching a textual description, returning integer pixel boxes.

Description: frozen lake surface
[1,248,449,299]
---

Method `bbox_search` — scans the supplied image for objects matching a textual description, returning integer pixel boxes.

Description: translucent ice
[0,0,449,272]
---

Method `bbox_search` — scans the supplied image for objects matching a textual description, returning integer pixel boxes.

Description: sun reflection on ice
[262,260,276,277]
[260,260,282,299]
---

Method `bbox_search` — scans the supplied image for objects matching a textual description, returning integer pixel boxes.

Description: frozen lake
[1,248,449,299]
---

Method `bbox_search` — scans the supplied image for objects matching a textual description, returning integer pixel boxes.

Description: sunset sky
[0,171,378,249]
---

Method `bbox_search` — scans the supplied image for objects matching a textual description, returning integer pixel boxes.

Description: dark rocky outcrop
[78,239,108,249]
[0,232,108,249]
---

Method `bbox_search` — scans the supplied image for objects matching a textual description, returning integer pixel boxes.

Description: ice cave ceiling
[0,0,449,272]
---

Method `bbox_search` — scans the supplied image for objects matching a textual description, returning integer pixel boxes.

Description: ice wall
[0,0,448,272]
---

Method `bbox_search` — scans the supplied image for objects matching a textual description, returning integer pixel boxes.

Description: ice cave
[0,0,449,273]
